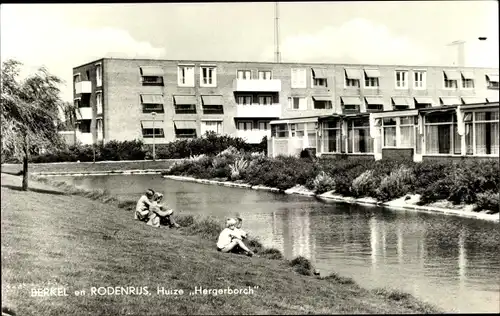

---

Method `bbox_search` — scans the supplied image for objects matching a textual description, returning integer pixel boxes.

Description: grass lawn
[1,173,439,315]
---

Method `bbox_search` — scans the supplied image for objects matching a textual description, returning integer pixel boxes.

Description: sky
[1,1,499,102]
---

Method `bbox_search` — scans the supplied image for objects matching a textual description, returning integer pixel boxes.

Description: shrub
[229,157,250,181]
[413,161,454,194]
[259,248,284,260]
[375,165,416,202]
[475,191,500,213]
[323,272,356,285]
[289,256,313,276]
[419,177,455,205]
[312,171,336,194]
[447,160,499,205]
[351,170,379,198]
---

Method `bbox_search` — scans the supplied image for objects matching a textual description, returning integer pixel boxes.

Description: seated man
[135,189,155,222]
[216,218,254,257]
[149,192,181,228]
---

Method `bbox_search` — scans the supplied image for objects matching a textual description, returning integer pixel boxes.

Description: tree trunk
[22,134,29,191]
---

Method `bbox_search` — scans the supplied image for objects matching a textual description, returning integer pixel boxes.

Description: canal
[56,174,499,313]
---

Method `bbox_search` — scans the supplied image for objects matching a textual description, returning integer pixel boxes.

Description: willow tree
[1,59,65,190]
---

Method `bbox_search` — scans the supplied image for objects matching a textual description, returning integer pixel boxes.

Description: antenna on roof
[274,2,281,63]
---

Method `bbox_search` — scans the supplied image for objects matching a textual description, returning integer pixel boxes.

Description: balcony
[233,79,281,92]
[75,81,92,94]
[235,104,281,118]
[75,131,93,145]
[236,130,270,144]
[75,107,93,120]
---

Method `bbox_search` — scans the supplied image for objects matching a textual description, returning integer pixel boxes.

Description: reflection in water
[459,228,467,289]
[56,175,500,313]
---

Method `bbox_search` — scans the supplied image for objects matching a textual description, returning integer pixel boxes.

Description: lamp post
[151,112,156,161]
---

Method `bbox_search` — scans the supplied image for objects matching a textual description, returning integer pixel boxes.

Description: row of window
[138,65,500,91]
[272,111,499,156]
[141,120,271,139]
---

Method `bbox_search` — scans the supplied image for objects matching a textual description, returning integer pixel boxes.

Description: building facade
[72,58,499,160]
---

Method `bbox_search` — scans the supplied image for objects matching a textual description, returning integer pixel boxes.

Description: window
[79,120,91,133]
[443,73,458,89]
[257,121,270,130]
[73,73,81,83]
[143,103,164,113]
[425,112,460,155]
[258,71,272,80]
[311,68,328,87]
[313,100,332,109]
[175,104,196,114]
[74,98,81,108]
[142,128,164,138]
[395,70,408,89]
[96,63,102,87]
[345,71,360,88]
[175,129,196,139]
[461,75,474,89]
[141,94,164,113]
[347,118,373,153]
[142,76,164,85]
[97,119,103,134]
[381,116,415,148]
[237,96,253,105]
[96,92,103,114]
[464,111,499,155]
[383,118,397,147]
[201,121,223,136]
[486,74,499,90]
[271,124,288,138]
[140,67,164,86]
[291,68,307,88]
[413,71,426,89]
[200,66,217,87]
[86,70,90,81]
[202,104,223,114]
[237,121,253,131]
[364,71,379,88]
[288,97,307,110]
[313,78,327,87]
[258,96,273,105]
[237,70,252,80]
[321,120,341,153]
[178,66,195,87]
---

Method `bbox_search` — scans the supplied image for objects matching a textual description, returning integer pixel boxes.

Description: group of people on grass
[135,188,254,256]
[135,189,181,228]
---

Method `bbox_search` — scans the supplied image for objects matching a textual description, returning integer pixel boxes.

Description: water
[56,174,499,313]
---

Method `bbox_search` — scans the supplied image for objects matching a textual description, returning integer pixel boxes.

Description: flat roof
[73,57,500,71]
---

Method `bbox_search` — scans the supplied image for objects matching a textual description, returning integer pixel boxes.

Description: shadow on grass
[1,184,67,196]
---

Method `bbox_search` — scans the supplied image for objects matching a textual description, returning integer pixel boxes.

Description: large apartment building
[72,58,499,159]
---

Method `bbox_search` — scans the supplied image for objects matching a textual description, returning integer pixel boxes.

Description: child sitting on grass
[147,192,181,228]
[216,218,254,257]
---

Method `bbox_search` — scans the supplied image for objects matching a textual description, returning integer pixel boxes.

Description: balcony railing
[235,104,281,118]
[233,79,281,92]
[236,130,270,144]
[75,81,92,94]
[75,107,93,120]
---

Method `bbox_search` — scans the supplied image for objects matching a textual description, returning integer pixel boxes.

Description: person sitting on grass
[216,218,254,257]
[148,192,181,229]
[135,189,155,222]
[233,217,247,240]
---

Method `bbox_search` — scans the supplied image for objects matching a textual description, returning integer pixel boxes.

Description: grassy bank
[1,173,439,315]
